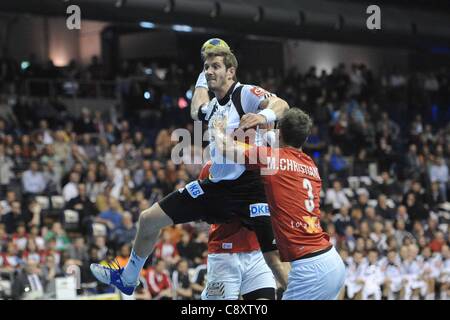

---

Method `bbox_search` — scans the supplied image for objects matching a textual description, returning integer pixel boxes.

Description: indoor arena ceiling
[0,0,449,46]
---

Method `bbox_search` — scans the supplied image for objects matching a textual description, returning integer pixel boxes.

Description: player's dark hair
[278,108,313,149]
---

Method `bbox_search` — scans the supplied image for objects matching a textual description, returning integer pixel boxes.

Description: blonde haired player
[191,39,279,300]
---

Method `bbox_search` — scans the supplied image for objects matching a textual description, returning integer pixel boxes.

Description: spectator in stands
[44,222,71,252]
[191,263,207,300]
[355,192,369,213]
[41,254,64,298]
[80,245,101,292]
[176,231,197,267]
[394,219,413,245]
[404,144,421,180]
[357,221,371,241]
[66,183,98,234]
[111,212,136,248]
[370,221,388,253]
[382,249,404,300]
[153,229,180,268]
[360,249,384,300]
[363,206,380,230]
[96,197,123,236]
[93,236,108,261]
[344,250,365,300]
[375,171,402,201]
[67,236,89,264]
[328,146,349,178]
[404,193,428,223]
[12,224,28,251]
[22,160,46,197]
[75,108,96,134]
[429,231,446,253]
[325,180,350,210]
[1,201,30,234]
[11,258,45,299]
[375,194,395,221]
[0,144,14,197]
[0,223,8,250]
[343,225,357,253]
[395,205,412,229]
[115,243,131,268]
[333,206,355,236]
[353,149,370,176]
[429,157,449,202]
[21,240,42,265]
[426,181,445,211]
[189,231,208,266]
[62,172,80,202]
[85,170,104,203]
[0,190,17,216]
[172,259,193,300]
[304,125,327,155]
[145,259,173,300]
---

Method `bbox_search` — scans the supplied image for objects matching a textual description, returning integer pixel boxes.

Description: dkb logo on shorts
[185,181,204,198]
[249,203,270,217]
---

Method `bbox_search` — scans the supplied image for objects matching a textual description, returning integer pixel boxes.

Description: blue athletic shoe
[90,261,138,296]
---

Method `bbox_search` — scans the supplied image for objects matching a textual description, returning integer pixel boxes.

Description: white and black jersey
[198,82,275,182]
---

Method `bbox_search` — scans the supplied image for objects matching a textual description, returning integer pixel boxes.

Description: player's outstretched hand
[238,113,267,130]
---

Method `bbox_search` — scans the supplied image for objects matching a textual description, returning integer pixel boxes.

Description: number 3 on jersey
[302,178,315,212]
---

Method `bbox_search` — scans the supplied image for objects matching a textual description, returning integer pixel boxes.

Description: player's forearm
[191,71,210,120]
[263,250,289,290]
[191,87,210,120]
[263,97,290,120]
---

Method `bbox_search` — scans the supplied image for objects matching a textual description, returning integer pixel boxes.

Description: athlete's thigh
[201,253,242,300]
[158,179,231,224]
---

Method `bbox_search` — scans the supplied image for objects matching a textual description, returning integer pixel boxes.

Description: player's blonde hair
[202,46,238,80]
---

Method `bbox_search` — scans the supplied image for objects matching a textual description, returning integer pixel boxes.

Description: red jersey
[144,267,172,297]
[245,146,331,262]
[199,162,260,254]
[153,241,179,260]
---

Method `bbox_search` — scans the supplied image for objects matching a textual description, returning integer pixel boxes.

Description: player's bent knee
[139,203,174,230]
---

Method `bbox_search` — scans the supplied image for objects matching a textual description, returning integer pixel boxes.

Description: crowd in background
[0,53,449,299]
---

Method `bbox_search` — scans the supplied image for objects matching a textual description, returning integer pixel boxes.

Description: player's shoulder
[284,147,314,162]
[239,83,273,98]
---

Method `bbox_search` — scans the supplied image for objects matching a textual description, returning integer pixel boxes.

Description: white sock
[121,249,147,285]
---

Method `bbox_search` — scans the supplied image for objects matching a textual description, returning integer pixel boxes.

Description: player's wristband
[258,108,277,123]
[195,71,208,89]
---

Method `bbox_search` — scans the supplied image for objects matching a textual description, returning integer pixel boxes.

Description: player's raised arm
[190,71,210,121]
